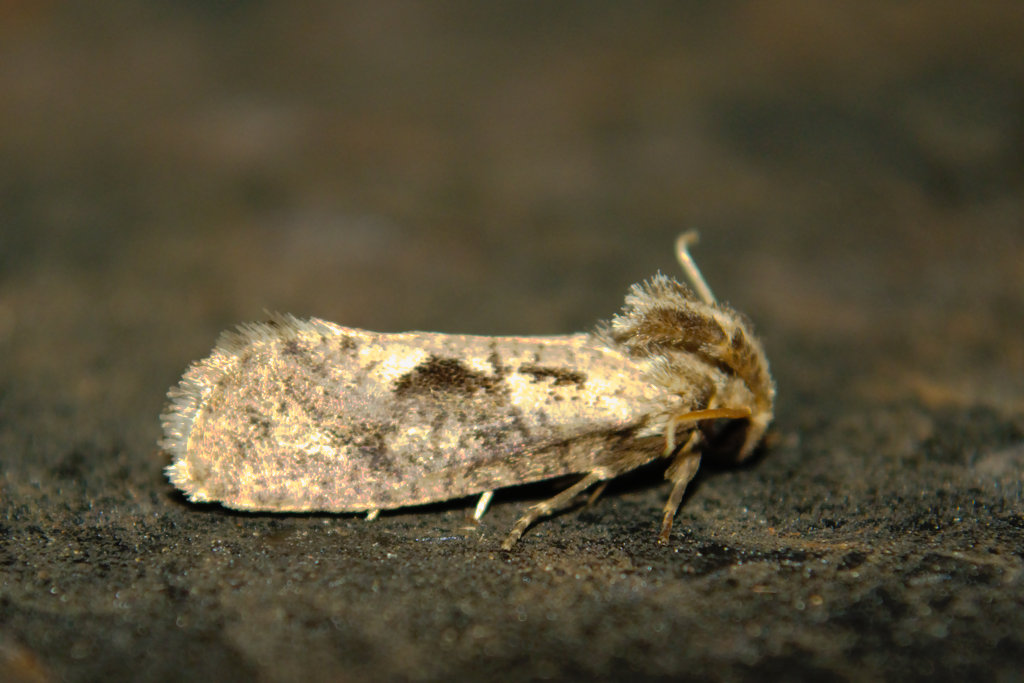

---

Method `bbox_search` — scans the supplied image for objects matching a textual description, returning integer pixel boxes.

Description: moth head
[599,273,775,460]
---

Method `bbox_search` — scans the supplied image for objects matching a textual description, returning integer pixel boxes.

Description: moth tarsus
[161,232,775,548]
[473,491,494,520]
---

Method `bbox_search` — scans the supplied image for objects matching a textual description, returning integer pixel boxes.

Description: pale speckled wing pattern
[162,315,677,513]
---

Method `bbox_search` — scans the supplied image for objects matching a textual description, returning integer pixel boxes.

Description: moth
[161,232,774,548]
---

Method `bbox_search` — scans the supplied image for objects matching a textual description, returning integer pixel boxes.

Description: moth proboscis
[161,232,774,549]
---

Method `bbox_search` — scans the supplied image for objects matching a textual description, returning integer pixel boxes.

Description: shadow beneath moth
[161,232,774,549]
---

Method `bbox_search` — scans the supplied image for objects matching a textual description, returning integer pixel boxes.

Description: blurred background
[1,2,1022,681]
[3,2,1021,377]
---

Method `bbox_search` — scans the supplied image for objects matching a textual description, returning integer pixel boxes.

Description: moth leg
[663,414,680,456]
[502,472,605,550]
[657,450,702,544]
[585,481,609,508]
[663,406,751,455]
[473,490,494,520]
[675,231,717,305]
[365,509,380,522]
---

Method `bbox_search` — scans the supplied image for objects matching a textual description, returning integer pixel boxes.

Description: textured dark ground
[2,2,1023,681]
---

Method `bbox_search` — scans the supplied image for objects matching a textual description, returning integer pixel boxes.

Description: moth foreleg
[663,406,751,455]
[502,471,605,550]
[657,449,702,544]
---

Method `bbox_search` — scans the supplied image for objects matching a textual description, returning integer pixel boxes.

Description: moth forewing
[164,321,676,511]
[161,232,774,548]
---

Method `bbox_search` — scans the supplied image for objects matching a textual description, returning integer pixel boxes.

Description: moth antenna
[675,231,717,305]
